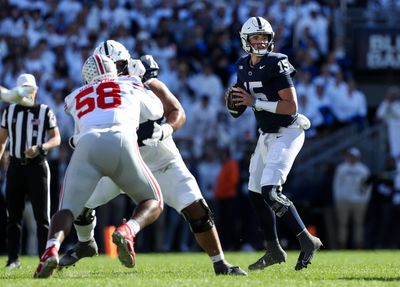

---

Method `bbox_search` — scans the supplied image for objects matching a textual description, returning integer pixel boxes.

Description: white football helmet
[81,54,117,84]
[240,16,275,56]
[94,40,131,75]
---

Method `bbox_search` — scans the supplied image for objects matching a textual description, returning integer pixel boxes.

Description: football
[226,85,246,118]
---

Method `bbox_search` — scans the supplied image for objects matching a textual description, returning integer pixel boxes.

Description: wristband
[160,123,173,140]
[253,99,278,113]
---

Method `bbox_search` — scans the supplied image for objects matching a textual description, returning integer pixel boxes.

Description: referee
[0,74,61,269]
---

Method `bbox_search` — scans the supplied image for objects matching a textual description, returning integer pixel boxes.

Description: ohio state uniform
[61,76,163,218]
[87,121,203,213]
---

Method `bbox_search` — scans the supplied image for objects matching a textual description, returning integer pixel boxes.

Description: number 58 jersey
[64,76,163,142]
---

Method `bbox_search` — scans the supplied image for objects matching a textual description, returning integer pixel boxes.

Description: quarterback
[226,16,322,271]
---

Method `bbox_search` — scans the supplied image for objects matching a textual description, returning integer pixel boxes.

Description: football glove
[140,55,159,82]
[0,85,35,107]
[128,58,146,78]
[296,113,311,130]
[142,122,173,147]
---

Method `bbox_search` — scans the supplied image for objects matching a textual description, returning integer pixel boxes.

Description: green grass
[1,251,400,287]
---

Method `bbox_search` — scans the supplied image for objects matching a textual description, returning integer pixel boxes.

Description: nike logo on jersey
[259,65,266,69]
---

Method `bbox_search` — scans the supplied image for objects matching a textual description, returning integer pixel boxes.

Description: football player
[226,17,322,271]
[34,54,164,278]
[59,40,247,276]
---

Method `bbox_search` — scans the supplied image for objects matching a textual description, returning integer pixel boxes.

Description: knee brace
[74,207,96,226]
[261,185,292,218]
[181,199,214,233]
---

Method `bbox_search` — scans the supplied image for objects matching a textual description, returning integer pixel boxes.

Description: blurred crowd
[0,0,400,255]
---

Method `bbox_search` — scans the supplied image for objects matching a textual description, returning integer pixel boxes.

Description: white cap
[17,73,37,88]
[347,147,361,158]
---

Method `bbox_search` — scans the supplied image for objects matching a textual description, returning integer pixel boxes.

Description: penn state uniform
[87,116,203,213]
[62,76,163,218]
[235,52,305,192]
[236,52,297,133]
[230,16,322,272]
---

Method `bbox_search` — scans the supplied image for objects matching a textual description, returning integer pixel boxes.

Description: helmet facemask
[245,33,274,56]
[115,60,129,76]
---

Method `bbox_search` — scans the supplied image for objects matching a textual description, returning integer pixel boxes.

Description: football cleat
[214,260,247,276]
[295,236,323,271]
[112,224,136,268]
[59,239,98,268]
[6,259,21,269]
[34,246,59,278]
[248,247,287,271]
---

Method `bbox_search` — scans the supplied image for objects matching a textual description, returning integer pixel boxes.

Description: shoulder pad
[267,52,296,77]
[236,55,250,66]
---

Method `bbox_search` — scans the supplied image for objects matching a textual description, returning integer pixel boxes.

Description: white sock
[75,216,97,242]
[126,219,140,235]
[46,239,60,251]
[210,253,225,263]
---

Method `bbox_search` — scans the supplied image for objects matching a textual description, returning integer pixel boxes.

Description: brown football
[226,85,246,118]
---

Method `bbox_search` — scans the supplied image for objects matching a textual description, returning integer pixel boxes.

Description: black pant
[5,158,50,260]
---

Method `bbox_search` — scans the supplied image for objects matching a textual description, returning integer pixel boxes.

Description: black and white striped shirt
[1,104,57,159]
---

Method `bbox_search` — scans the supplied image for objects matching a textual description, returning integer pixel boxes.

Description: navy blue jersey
[236,52,297,133]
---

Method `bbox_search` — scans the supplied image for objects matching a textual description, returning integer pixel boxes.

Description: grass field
[1,251,400,287]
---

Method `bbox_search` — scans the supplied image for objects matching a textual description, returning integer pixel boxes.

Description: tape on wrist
[253,99,278,113]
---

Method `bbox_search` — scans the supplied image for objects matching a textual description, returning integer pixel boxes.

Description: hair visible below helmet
[81,54,117,84]
[240,16,275,56]
[94,40,131,75]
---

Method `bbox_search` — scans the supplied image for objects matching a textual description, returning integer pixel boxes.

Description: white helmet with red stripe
[81,54,118,84]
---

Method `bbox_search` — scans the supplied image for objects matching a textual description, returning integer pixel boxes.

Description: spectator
[376,86,400,159]
[364,156,396,249]
[333,147,371,249]
[334,77,368,129]
[214,147,240,250]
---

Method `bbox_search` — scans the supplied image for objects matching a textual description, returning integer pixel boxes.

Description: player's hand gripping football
[229,86,255,107]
